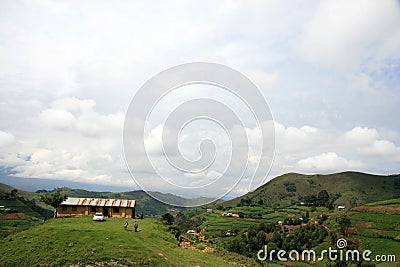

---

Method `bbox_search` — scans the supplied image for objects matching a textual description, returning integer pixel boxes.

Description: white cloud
[39,98,124,137]
[246,70,279,92]
[345,126,400,161]
[298,0,400,69]
[359,140,399,158]
[297,152,364,173]
[0,1,399,198]
[39,109,76,130]
[0,131,15,147]
[275,122,319,152]
[51,97,96,113]
[344,126,378,146]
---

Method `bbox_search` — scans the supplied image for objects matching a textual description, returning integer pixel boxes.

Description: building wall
[56,205,134,218]
[57,205,88,217]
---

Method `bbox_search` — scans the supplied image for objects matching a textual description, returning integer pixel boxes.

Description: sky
[0,0,399,199]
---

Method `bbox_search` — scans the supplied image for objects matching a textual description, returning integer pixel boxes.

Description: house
[56,197,135,218]
[186,230,197,235]
[337,205,346,211]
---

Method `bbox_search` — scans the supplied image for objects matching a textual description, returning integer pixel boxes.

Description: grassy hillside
[0,216,259,267]
[223,172,400,208]
[0,183,53,218]
[0,182,34,200]
[176,200,400,266]
[0,183,54,238]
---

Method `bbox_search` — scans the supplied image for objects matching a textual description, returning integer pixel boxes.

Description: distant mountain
[222,172,400,208]
[0,175,130,192]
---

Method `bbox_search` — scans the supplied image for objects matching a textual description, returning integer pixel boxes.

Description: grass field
[0,219,40,238]
[0,216,259,267]
[366,198,400,206]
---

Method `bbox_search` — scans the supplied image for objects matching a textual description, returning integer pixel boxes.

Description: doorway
[103,207,109,217]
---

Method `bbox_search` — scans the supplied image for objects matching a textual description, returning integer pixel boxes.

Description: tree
[317,190,329,206]
[168,226,181,240]
[40,191,68,217]
[10,189,18,199]
[216,205,225,211]
[161,212,174,225]
[255,231,267,249]
[338,214,351,237]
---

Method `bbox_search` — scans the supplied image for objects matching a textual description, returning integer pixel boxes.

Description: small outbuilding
[57,197,135,218]
[337,205,346,211]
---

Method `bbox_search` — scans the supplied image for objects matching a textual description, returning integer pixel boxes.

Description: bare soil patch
[355,220,373,228]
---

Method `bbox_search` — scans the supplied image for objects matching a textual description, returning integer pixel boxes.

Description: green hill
[0,216,259,267]
[0,182,34,200]
[223,172,400,208]
[0,183,53,218]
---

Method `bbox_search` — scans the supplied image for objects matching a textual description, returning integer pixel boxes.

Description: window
[62,206,67,211]
[72,206,77,211]
[90,206,96,212]
[113,207,119,213]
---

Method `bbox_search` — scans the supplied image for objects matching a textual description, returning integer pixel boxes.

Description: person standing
[124,221,129,230]
[134,221,138,232]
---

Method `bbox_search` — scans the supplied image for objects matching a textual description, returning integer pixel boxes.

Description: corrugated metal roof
[60,197,135,207]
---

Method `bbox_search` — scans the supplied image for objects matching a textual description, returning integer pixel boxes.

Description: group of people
[124,212,144,231]
[124,220,139,232]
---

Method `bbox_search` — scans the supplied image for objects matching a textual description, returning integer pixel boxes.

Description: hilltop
[223,172,400,208]
[0,216,259,267]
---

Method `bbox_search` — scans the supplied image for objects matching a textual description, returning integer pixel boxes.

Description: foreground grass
[0,216,259,267]
[0,218,40,238]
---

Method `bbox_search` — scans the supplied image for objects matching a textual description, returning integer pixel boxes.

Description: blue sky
[0,0,399,198]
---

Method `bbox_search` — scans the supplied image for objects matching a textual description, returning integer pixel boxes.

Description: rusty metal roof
[60,197,135,207]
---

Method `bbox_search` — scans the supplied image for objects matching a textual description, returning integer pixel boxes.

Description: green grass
[0,199,43,218]
[366,198,400,206]
[324,209,400,264]
[201,205,400,266]
[199,211,287,240]
[0,216,259,267]
[228,206,274,215]
[223,172,400,208]
[0,219,40,238]
[349,211,400,239]
[359,237,399,261]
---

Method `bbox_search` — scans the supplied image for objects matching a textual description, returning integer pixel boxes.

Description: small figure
[124,221,129,230]
[140,212,144,219]
[134,221,138,232]
[43,217,47,223]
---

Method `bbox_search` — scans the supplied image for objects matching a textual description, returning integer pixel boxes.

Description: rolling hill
[0,216,259,267]
[222,172,400,208]
[3,171,400,216]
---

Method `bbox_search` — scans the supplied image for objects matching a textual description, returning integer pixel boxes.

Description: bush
[161,213,174,225]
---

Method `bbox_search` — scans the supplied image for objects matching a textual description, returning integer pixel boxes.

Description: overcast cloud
[0,0,399,198]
